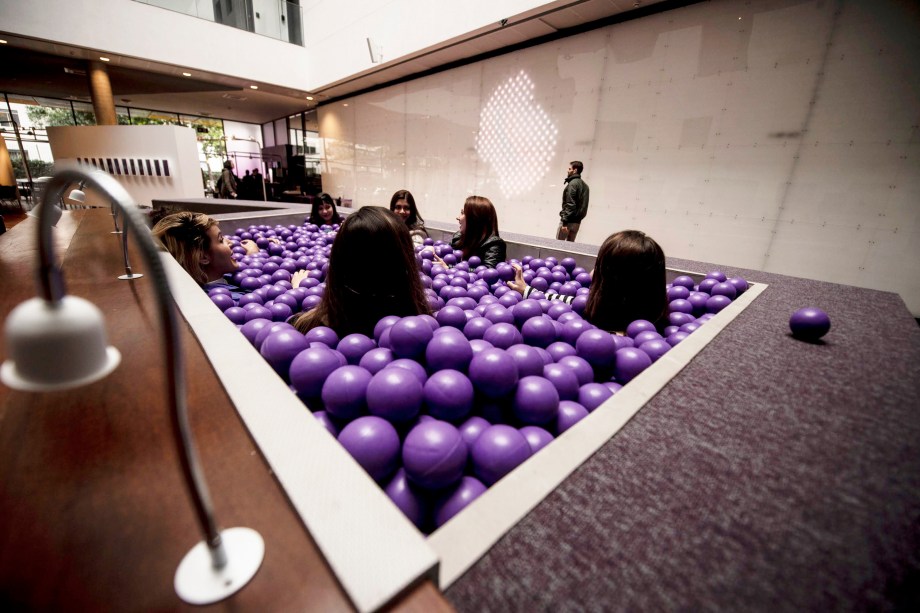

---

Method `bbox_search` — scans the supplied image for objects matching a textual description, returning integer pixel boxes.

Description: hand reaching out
[292,270,309,289]
[240,239,260,255]
[506,263,526,295]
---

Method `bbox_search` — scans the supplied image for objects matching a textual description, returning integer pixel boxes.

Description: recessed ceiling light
[250,85,258,90]
[182,72,192,77]
[306,96,314,101]
[99,57,110,62]
[0,40,8,44]
[343,103,349,107]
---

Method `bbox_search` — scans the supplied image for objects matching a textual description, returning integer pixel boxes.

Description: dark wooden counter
[0,210,452,612]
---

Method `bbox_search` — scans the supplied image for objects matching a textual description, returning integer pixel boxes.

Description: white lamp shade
[1,296,121,391]
[27,202,63,227]
[68,188,86,204]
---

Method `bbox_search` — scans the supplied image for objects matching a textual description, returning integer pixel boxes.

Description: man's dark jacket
[560,173,590,224]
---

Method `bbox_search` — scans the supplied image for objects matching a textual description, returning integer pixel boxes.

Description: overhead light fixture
[0,40,7,44]
[99,57,110,62]
[182,72,192,77]
[249,85,258,90]
[306,96,314,101]
[3,168,265,604]
[343,103,349,107]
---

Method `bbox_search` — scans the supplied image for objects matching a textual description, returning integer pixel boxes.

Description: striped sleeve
[522,286,575,304]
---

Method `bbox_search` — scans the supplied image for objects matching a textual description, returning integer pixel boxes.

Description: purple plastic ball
[337,333,377,365]
[666,331,690,346]
[561,318,593,345]
[613,347,653,383]
[728,277,749,295]
[557,400,589,434]
[358,347,395,374]
[668,311,696,327]
[471,424,532,486]
[389,316,434,359]
[387,358,428,384]
[706,294,732,313]
[402,420,468,490]
[672,275,695,289]
[337,416,401,482]
[710,282,738,299]
[384,468,428,530]
[541,361,580,400]
[321,365,373,420]
[290,345,343,398]
[366,366,424,422]
[521,315,557,348]
[434,476,487,529]
[789,307,831,341]
[483,322,523,350]
[505,344,546,378]
[304,325,339,349]
[667,285,691,301]
[209,293,235,312]
[260,329,310,379]
[625,319,656,338]
[424,369,475,421]
[373,315,401,343]
[436,305,468,329]
[511,299,543,326]
[706,270,727,282]
[556,355,594,386]
[633,330,663,346]
[545,341,577,362]
[425,329,474,372]
[578,382,614,412]
[468,348,519,398]
[463,316,492,340]
[483,305,515,325]
[519,425,554,454]
[575,329,618,369]
[313,410,340,438]
[638,339,671,363]
[240,318,273,346]
[511,376,560,425]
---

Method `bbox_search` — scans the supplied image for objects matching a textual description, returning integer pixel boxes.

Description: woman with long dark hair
[445,195,506,268]
[290,206,430,337]
[309,192,344,228]
[507,230,667,333]
[389,189,429,246]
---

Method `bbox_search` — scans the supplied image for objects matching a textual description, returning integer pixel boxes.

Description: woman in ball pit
[434,195,506,269]
[389,189,429,246]
[152,211,307,299]
[290,206,430,337]
[309,192,344,229]
[506,229,668,334]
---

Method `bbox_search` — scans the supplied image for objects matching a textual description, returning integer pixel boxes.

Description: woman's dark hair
[584,230,667,333]
[309,192,343,226]
[223,160,233,170]
[291,206,430,337]
[456,195,499,260]
[389,189,424,228]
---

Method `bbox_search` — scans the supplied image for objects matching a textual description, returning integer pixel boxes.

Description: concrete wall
[318,0,920,314]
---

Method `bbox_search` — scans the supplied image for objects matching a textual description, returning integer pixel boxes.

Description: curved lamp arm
[32,168,262,603]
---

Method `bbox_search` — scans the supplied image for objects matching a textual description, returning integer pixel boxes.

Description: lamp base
[118,273,144,280]
[174,527,264,605]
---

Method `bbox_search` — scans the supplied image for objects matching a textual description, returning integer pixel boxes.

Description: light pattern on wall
[476,71,557,197]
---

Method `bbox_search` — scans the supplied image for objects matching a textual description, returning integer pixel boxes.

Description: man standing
[557,160,589,241]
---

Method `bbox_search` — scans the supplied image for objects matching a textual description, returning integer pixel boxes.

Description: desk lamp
[1,168,264,605]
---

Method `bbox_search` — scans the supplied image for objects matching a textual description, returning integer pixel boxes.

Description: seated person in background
[390,189,429,246]
[309,192,344,229]
[437,195,506,269]
[506,229,667,334]
[291,206,430,337]
[152,211,306,300]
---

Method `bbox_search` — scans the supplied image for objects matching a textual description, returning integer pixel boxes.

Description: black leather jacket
[451,232,507,269]
[560,173,590,223]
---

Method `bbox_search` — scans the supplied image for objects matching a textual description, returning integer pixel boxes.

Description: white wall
[47,125,204,206]
[319,0,920,314]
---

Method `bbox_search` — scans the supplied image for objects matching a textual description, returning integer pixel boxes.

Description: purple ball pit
[578,382,614,412]
[367,366,424,422]
[260,329,310,378]
[322,365,373,420]
[468,348,520,399]
[389,316,434,359]
[434,476,487,529]
[358,347,395,374]
[338,416,401,482]
[424,369,475,421]
[290,345,344,399]
[304,325,339,349]
[575,329,618,370]
[512,376,560,425]
[519,425,554,454]
[402,420,468,490]
[471,424,532,486]
[613,347,653,383]
[557,400,589,434]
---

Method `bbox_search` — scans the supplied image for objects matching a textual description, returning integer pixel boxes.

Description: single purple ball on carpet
[402,420,468,490]
[424,369,475,422]
[304,325,339,349]
[575,329,618,369]
[358,347,395,374]
[459,415,491,448]
[384,468,428,530]
[519,425,554,454]
[506,343,546,378]
[337,415,401,482]
[613,347,653,383]
[557,400,589,434]
[434,476,487,529]
[542,363,580,401]
[426,328,474,373]
[389,316,434,359]
[471,424,532,486]
[789,307,831,341]
[367,367,424,422]
[468,348,520,398]
[512,376,560,425]
[260,329,310,379]
[578,382,614,412]
[337,333,377,365]
[556,355,594,386]
[321,365,373,420]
